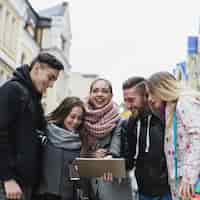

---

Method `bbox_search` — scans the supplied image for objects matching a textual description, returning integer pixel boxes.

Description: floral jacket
[165,96,200,184]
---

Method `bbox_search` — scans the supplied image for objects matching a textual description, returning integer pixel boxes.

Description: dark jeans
[139,192,172,200]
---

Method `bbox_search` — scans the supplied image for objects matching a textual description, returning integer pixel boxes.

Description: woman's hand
[103,155,112,159]
[179,179,195,199]
[94,148,108,158]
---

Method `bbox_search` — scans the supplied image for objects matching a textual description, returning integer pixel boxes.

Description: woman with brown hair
[81,78,133,200]
[38,97,85,200]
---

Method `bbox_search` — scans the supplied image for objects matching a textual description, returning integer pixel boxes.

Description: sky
[30,0,200,103]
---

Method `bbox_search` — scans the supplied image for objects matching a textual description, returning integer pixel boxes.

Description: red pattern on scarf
[83,100,120,147]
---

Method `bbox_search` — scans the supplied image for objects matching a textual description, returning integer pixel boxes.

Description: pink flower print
[186,144,190,149]
[186,144,191,153]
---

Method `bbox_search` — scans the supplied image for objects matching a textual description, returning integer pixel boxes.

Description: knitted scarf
[82,100,120,147]
[47,123,81,150]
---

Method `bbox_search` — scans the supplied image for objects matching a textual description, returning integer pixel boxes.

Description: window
[0,5,3,40]
[20,53,26,64]
[6,74,11,81]
[178,71,182,81]
[61,36,66,51]
[0,69,5,86]
[4,10,10,47]
[0,5,2,23]
[25,17,36,38]
[11,17,16,51]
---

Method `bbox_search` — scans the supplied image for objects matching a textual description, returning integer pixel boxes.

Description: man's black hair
[122,76,145,90]
[30,53,64,70]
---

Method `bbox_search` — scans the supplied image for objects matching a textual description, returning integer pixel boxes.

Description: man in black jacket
[0,53,64,200]
[121,77,172,200]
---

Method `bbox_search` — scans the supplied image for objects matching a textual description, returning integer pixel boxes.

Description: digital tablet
[75,158,126,178]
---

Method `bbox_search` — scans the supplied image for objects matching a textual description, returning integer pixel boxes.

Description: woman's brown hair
[47,97,85,130]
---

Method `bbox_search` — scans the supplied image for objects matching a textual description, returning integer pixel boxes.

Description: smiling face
[146,86,164,116]
[89,79,113,109]
[63,106,84,131]
[123,86,147,113]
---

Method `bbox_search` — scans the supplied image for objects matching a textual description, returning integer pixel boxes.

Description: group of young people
[0,53,199,200]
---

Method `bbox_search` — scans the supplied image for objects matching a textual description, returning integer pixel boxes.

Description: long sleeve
[126,117,137,170]
[0,82,21,181]
[120,118,137,170]
[177,96,200,184]
[120,119,129,158]
[109,120,122,157]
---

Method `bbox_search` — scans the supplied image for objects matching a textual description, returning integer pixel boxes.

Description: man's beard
[131,106,148,117]
[131,109,139,117]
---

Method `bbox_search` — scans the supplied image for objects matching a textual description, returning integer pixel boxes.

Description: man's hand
[179,179,194,199]
[103,172,113,182]
[94,149,113,181]
[4,179,23,200]
[102,155,113,182]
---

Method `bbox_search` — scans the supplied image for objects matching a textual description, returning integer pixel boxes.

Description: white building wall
[19,29,40,65]
[41,29,52,49]
[0,0,40,69]
[68,72,98,101]
[44,48,71,113]
[41,3,72,113]
[41,4,71,62]
[9,0,26,18]
[0,0,25,82]
[62,7,72,59]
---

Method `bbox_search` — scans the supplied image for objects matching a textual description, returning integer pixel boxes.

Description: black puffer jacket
[0,65,46,187]
[121,112,170,196]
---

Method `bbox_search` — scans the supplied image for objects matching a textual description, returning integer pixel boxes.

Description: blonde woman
[145,71,200,200]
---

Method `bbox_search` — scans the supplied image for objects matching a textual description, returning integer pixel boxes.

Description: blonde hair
[147,71,200,132]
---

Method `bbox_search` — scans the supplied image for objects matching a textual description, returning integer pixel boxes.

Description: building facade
[0,0,52,83]
[0,0,21,85]
[67,72,98,101]
[173,36,200,92]
[39,2,72,113]
[186,36,200,90]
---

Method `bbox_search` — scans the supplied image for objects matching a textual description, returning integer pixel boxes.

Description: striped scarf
[83,100,120,147]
